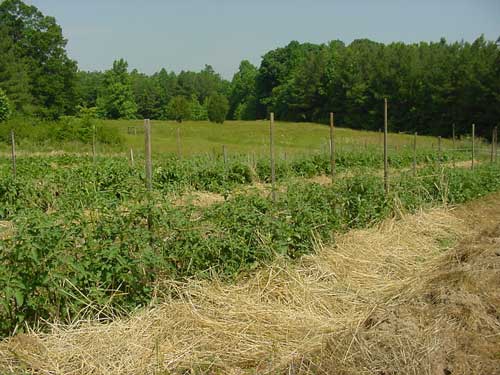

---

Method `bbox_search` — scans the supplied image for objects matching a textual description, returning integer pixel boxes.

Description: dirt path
[1,193,499,374]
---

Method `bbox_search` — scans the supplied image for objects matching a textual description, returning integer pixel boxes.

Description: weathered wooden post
[491,127,495,164]
[452,123,456,168]
[144,119,152,191]
[270,112,276,203]
[176,127,182,159]
[471,123,475,171]
[130,148,135,168]
[495,126,498,162]
[438,136,442,167]
[10,129,16,178]
[223,145,227,164]
[413,132,417,177]
[384,98,389,194]
[92,123,96,163]
[329,112,336,181]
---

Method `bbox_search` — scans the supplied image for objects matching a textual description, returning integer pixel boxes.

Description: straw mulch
[1,194,499,374]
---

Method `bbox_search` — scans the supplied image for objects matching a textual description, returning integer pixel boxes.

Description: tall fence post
[384,98,389,194]
[270,112,276,203]
[144,119,152,191]
[491,127,495,164]
[452,123,456,168]
[471,123,475,171]
[130,148,135,168]
[494,126,498,162]
[92,123,96,163]
[438,136,442,167]
[329,112,336,181]
[10,129,16,178]
[413,132,417,177]
[490,126,497,164]
[176,127,182,159]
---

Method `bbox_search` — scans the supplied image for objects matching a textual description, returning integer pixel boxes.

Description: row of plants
[1,159,499,336]
[0,148,474,220]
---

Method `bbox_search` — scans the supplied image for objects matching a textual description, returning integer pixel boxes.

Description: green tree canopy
[96,59,137,119]
[229,60,258,120]
[0,0,77,118]
[0,25,33,114]
[167,96,191,122]
[0,88,11,122]
[131,69,161,120]
[207,93,229,124]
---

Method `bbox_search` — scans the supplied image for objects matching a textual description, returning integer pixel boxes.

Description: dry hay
[1,194,500,374]
[0,221,14,240]
[173,191,226,208]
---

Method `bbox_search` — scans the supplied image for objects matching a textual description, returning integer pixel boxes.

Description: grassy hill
[108,119,463,157]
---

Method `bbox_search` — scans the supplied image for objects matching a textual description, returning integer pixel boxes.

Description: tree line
[0,0,499,137]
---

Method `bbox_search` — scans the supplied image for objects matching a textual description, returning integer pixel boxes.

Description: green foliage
[0,116,123,146]
[0,25,34,114]
[0,88,11,122]
[207,93,229,124]
[166,96,191,122]
[0,150,499,336]
[229,60,258,120]
[130,69,161,119]
[255,37,500,138]
[96,59,137,119]
[0,0,77,119]
[75,71,104,109]
[190,95,208,121]
[0,154,499,336]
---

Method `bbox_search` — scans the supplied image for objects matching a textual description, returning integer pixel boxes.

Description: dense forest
[0,0,499,137]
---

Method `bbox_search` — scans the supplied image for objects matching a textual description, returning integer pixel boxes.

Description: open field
[107,120,478,156]
[0,120,483,157]
[1,191,499,374]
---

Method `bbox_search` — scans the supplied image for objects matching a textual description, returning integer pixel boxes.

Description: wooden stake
[329,112,336,181]
[176,127,182,159]
[491,127,495,164]
[10,129,16,178]
[495,126,498,162]
[452,123,456,168]
[144,119,152,191]
[413,132,417,177]
[223,145,227,164]
[92,123,96,163]
[383,98,389,194]
[130,148,135,167]
[270,112,276,203]
[438,136,442,167]
[471,123,475,171]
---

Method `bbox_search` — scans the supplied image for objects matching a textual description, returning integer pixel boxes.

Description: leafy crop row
[0,154,498,336]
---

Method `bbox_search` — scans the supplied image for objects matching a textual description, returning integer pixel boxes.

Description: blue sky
[30,0,500,79]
